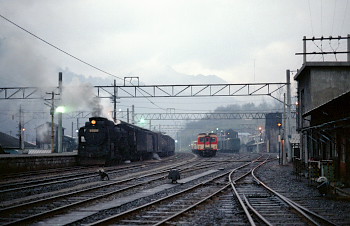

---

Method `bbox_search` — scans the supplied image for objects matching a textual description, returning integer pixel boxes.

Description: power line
[321,0,323,35]
[331,0,337,35]
[308,0,314,36]
[340,0,349,34]
[128,80,166,111]
[0,13,168,112]
[0,13,124,81]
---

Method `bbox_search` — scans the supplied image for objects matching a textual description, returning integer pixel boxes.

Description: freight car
[218,129,240,153]
[78,117,175,165]
[192,133,218,157]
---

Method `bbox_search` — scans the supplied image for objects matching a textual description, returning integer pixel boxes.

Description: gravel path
[257,159,350,225]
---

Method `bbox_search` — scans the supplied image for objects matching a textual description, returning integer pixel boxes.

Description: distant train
[78,117,175,165]
[218,129,241,153]
[192,133,218,157]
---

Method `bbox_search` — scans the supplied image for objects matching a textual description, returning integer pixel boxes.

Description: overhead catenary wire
[0,13,168,111]
[307,0,314,36]
[0,13,124,81]
[330,0,337,36]
[321,0,323,35]
[340,0,349,34]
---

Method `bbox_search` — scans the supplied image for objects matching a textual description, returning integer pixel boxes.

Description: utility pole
[303,36,306,64]
[58,72,63,153]
[348,34,350,62]
[132,105,135,124]
[19,105,24,150]
[76,118,79,132]
[127,108,130,123]
[113,79,117,123]
[286,70,292,162]
[283,94,287,165]
[48,92,55,153]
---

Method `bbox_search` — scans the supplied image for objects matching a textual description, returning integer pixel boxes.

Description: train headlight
[91,120,97,125]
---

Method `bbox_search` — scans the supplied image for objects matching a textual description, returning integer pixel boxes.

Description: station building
[294,61,350,185]
[36,122,76,152]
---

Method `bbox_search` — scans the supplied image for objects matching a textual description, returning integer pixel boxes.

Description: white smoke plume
[61,77,103,116]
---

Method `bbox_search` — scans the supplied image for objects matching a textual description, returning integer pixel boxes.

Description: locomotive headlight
[91,120,97,125]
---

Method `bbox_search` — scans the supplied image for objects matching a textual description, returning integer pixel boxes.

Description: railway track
[232,158,337,225]
[73,154,265,225]
[85,154,340,225]
[1,152,345,225]
[0,163,149,196]
[0,153,191,190]
[1,153,247,225]
[0,153,194,202]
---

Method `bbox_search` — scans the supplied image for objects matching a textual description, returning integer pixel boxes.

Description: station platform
[0,152,77,174]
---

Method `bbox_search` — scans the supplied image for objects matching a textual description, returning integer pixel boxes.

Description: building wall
[265,113,282,153]
[310,67,350,111]
[295,63,350,184]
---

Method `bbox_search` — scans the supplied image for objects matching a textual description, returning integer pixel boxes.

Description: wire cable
[308,0,314,36]
[0,13,124,81]
[0,13,169,111]
[340,0,349,34]
[321,0,323,35]
[331,0,337,35]
[128,80,166,111]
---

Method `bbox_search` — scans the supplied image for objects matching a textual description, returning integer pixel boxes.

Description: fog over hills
[63,65,227,86]
[0,65,281,144]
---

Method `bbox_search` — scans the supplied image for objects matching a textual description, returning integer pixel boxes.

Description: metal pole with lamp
[278,123,282,164]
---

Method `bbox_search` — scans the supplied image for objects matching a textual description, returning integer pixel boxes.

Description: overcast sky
[1,0,349,87]
[0,0,349,138]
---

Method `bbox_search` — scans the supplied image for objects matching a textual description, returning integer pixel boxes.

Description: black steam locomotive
[78,117,175,165]
[218,129,241,153]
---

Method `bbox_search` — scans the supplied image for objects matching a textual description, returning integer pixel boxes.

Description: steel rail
[243,195,272,226]
[231,157,317,225]
[87,155,265,226]
[1,155,199,225]
[153,156,265,225]
[228,156,269,226]
[248,160,337,226]
[0,154,194,195]
[0,162,165,194]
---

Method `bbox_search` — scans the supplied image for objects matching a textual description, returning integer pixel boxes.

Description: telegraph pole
[113,79,117,123]
[50,92,55,153]
[286,70,292,162]
[132,105,135,124]
[348,34,350,62]
[127,108,130,123]
[19,105,24,150]
[283,94,287,165]
[58,72,63,153]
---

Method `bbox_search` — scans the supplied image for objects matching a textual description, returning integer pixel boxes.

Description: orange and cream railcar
[193,133,218,157]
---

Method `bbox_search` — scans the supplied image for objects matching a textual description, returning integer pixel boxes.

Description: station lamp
[56,106,66,113]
